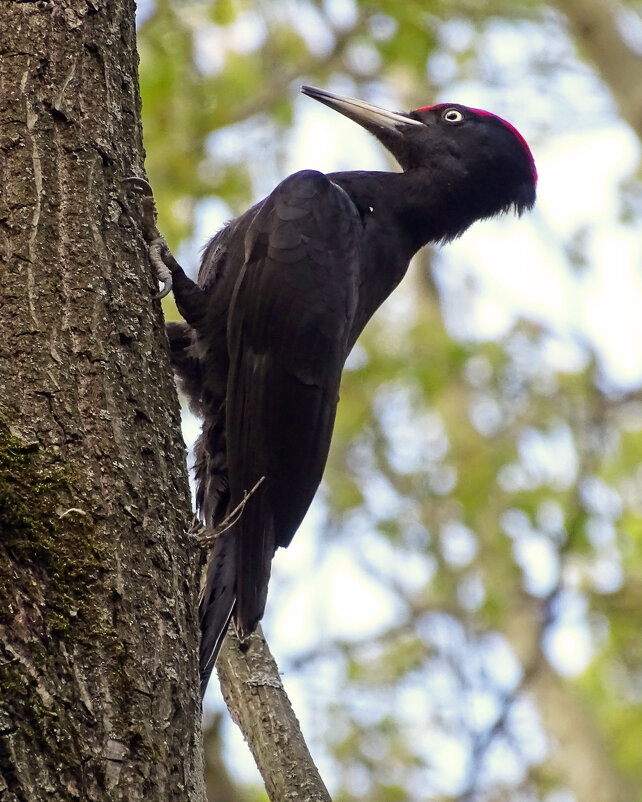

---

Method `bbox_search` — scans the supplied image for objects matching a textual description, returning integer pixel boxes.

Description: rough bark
[0,1,204,800]
[217,628,332,802]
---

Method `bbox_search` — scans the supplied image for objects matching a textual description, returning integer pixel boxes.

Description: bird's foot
[122,176,173,299]
[148,237,173,299]
[122,175,158,237]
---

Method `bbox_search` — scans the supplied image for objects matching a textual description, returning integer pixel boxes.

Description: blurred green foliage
[138,1,642,800]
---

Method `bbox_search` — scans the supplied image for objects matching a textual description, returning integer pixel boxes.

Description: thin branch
[200,476,266,547]
[216,627,332,802]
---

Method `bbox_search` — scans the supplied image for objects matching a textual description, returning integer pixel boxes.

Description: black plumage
[164,86,537,697]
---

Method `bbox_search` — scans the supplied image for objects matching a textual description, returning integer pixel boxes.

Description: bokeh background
[136,1,642,800]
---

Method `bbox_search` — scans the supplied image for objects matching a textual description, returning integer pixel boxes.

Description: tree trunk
[0,2,204,800]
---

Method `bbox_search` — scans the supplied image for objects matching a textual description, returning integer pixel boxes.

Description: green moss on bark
[0,423,110,638]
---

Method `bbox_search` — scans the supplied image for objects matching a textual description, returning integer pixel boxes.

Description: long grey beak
[301,86,423,133]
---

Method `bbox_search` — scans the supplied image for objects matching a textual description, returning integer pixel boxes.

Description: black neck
[329,168,477,254]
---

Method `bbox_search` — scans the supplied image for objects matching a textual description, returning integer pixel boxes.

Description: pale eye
[443,108,464,123]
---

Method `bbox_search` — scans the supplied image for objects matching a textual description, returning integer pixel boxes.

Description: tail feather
[235,487,274,639]
[199,527,237,698]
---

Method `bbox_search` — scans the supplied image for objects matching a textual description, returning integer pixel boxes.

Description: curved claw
[155,279,173,300]
[121,178,171,299]
[121,175,154,195]
[150,238,173,299]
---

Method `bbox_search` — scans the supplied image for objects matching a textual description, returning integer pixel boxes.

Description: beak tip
[301,85,324,102]
[300,85,423,133]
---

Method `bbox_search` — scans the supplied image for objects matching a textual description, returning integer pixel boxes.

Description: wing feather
[226,170,361,633]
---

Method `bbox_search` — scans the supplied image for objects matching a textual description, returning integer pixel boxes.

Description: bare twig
[200,476,266,547]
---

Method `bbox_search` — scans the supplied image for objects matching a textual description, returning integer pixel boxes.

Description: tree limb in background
[216,628,332,802]
[553,0,642,141]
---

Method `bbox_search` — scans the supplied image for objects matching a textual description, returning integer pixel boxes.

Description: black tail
[199,527,237,698]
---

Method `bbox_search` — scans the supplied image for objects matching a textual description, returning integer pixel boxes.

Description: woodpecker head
[302,86,537,225]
